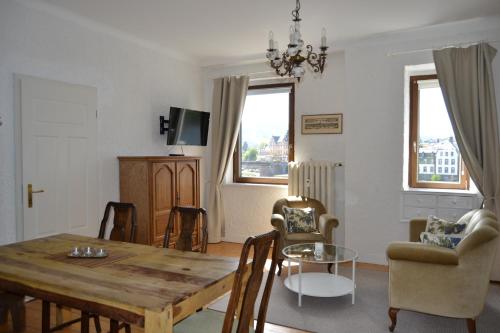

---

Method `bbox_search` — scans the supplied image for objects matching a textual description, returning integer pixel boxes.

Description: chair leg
[11,298,26,333]
[81,311,90,333]
[277,259,283,276]
[466,318,476,333]
[388,307,399,332]
[110,319,119,333]
[0,306,7,325]
[92,314,102,333]
[42,301,51,333]
[327,263,333,274]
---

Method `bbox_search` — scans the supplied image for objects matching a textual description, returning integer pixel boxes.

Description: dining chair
[43,201,137,333]
[174,229,280,333]
[163,206,208,253]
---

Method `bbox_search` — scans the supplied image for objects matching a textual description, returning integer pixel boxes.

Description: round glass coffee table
[282,243,358,307]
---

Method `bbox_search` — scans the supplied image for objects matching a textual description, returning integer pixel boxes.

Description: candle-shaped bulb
[268,31,274,49]
[289,25,294,43]
[321,28,327,47]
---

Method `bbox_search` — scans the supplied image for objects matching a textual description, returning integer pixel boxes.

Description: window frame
[409,74,469,190]
[233,82,295,185]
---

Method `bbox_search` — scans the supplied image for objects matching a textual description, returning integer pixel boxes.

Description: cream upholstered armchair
[386,209,499,333]
[271,196,339,275]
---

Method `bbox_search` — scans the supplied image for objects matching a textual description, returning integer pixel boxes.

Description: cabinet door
[152,162,176,245]
[176,161,200,247]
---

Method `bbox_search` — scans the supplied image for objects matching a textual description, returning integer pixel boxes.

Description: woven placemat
[47,250,137,268]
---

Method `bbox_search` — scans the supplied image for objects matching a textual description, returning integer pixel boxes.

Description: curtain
[433,43,500,279]
[207,76,249,243]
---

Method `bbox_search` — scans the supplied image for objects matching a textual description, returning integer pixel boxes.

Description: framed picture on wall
[301,114,343,134]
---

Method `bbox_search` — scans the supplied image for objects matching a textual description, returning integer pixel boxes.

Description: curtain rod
[386,39,500,57]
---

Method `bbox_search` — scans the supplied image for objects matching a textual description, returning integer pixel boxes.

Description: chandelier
[266,0,328,80]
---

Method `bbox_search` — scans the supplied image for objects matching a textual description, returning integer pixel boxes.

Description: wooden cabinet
[118,156,200,247]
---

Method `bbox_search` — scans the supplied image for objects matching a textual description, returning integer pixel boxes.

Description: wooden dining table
[0,233,241,333]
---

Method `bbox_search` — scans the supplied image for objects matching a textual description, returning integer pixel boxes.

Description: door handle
[27,184,44,208]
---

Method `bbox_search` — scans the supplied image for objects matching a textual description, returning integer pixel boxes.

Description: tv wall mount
[160,116,169,135]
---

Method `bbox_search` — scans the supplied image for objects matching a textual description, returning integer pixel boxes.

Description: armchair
[271,196,339,275]
[386,209,499,333]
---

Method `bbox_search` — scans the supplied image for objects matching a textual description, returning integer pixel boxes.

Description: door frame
[14,74,24,241]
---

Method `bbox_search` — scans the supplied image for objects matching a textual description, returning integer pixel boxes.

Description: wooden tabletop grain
[0,234,241,332]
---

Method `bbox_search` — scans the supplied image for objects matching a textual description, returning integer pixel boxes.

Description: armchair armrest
[271,214,287,237]
[318,214,339,244]
[387,241,459,265]
[409,218,427,242]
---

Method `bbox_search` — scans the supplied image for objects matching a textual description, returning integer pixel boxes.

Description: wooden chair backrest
[222,230,279,333]
[163,206,208,253]
[98,202,137,243]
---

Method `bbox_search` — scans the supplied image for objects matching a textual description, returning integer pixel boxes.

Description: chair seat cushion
[285,232,324,242]
[175,309,254,333]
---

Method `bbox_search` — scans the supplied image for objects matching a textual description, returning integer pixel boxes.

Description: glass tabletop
[282,243,358,264]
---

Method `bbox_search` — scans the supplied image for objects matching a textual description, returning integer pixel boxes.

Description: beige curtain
[207,76,249,243]
[433,43,500,279]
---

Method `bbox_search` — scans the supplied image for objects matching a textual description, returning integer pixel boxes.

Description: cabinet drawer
[403,206,436,220]
[404,194,436,207]
[437,195,474,209]
[437,208,471,222]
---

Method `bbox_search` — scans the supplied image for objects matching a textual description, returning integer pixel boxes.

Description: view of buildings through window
[414,78,463,185]
[238,86,292,181]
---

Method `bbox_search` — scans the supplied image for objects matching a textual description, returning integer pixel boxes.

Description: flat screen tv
[167,107,210,146]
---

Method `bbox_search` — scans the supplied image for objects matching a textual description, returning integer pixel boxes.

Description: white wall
[203,52,347,244]
[0,0,205,244]
[344,17,500,264]
[203,16,500,263]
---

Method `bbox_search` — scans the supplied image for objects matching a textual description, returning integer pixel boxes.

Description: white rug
[209,266,500,333]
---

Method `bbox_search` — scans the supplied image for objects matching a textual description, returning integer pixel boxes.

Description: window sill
[402,187,480,196]
[223,182,288,190]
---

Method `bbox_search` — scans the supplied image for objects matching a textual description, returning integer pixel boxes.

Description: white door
[19,75,98,240]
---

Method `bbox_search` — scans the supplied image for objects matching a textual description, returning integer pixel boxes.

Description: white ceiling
[26,0,500,66]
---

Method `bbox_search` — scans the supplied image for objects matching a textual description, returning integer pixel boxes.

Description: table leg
[335,251,338,276]
[352,258,356,305]
[298,259,302,307]
[144,306,172,333]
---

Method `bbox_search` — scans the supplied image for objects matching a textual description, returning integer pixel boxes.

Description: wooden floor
[0,242,310,333]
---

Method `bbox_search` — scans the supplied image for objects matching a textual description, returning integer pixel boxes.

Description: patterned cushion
[420,232,464,249]
[425,215,467,235]
[283,206,317,233]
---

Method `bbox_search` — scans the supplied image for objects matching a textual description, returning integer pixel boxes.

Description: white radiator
[288,161,342,214]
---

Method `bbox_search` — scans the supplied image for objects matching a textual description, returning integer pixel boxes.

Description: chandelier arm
[270,52,293,77]
[305,45,327,73]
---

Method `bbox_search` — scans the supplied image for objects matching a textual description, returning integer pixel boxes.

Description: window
[409,75,469,190]
[233,83,294,184]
